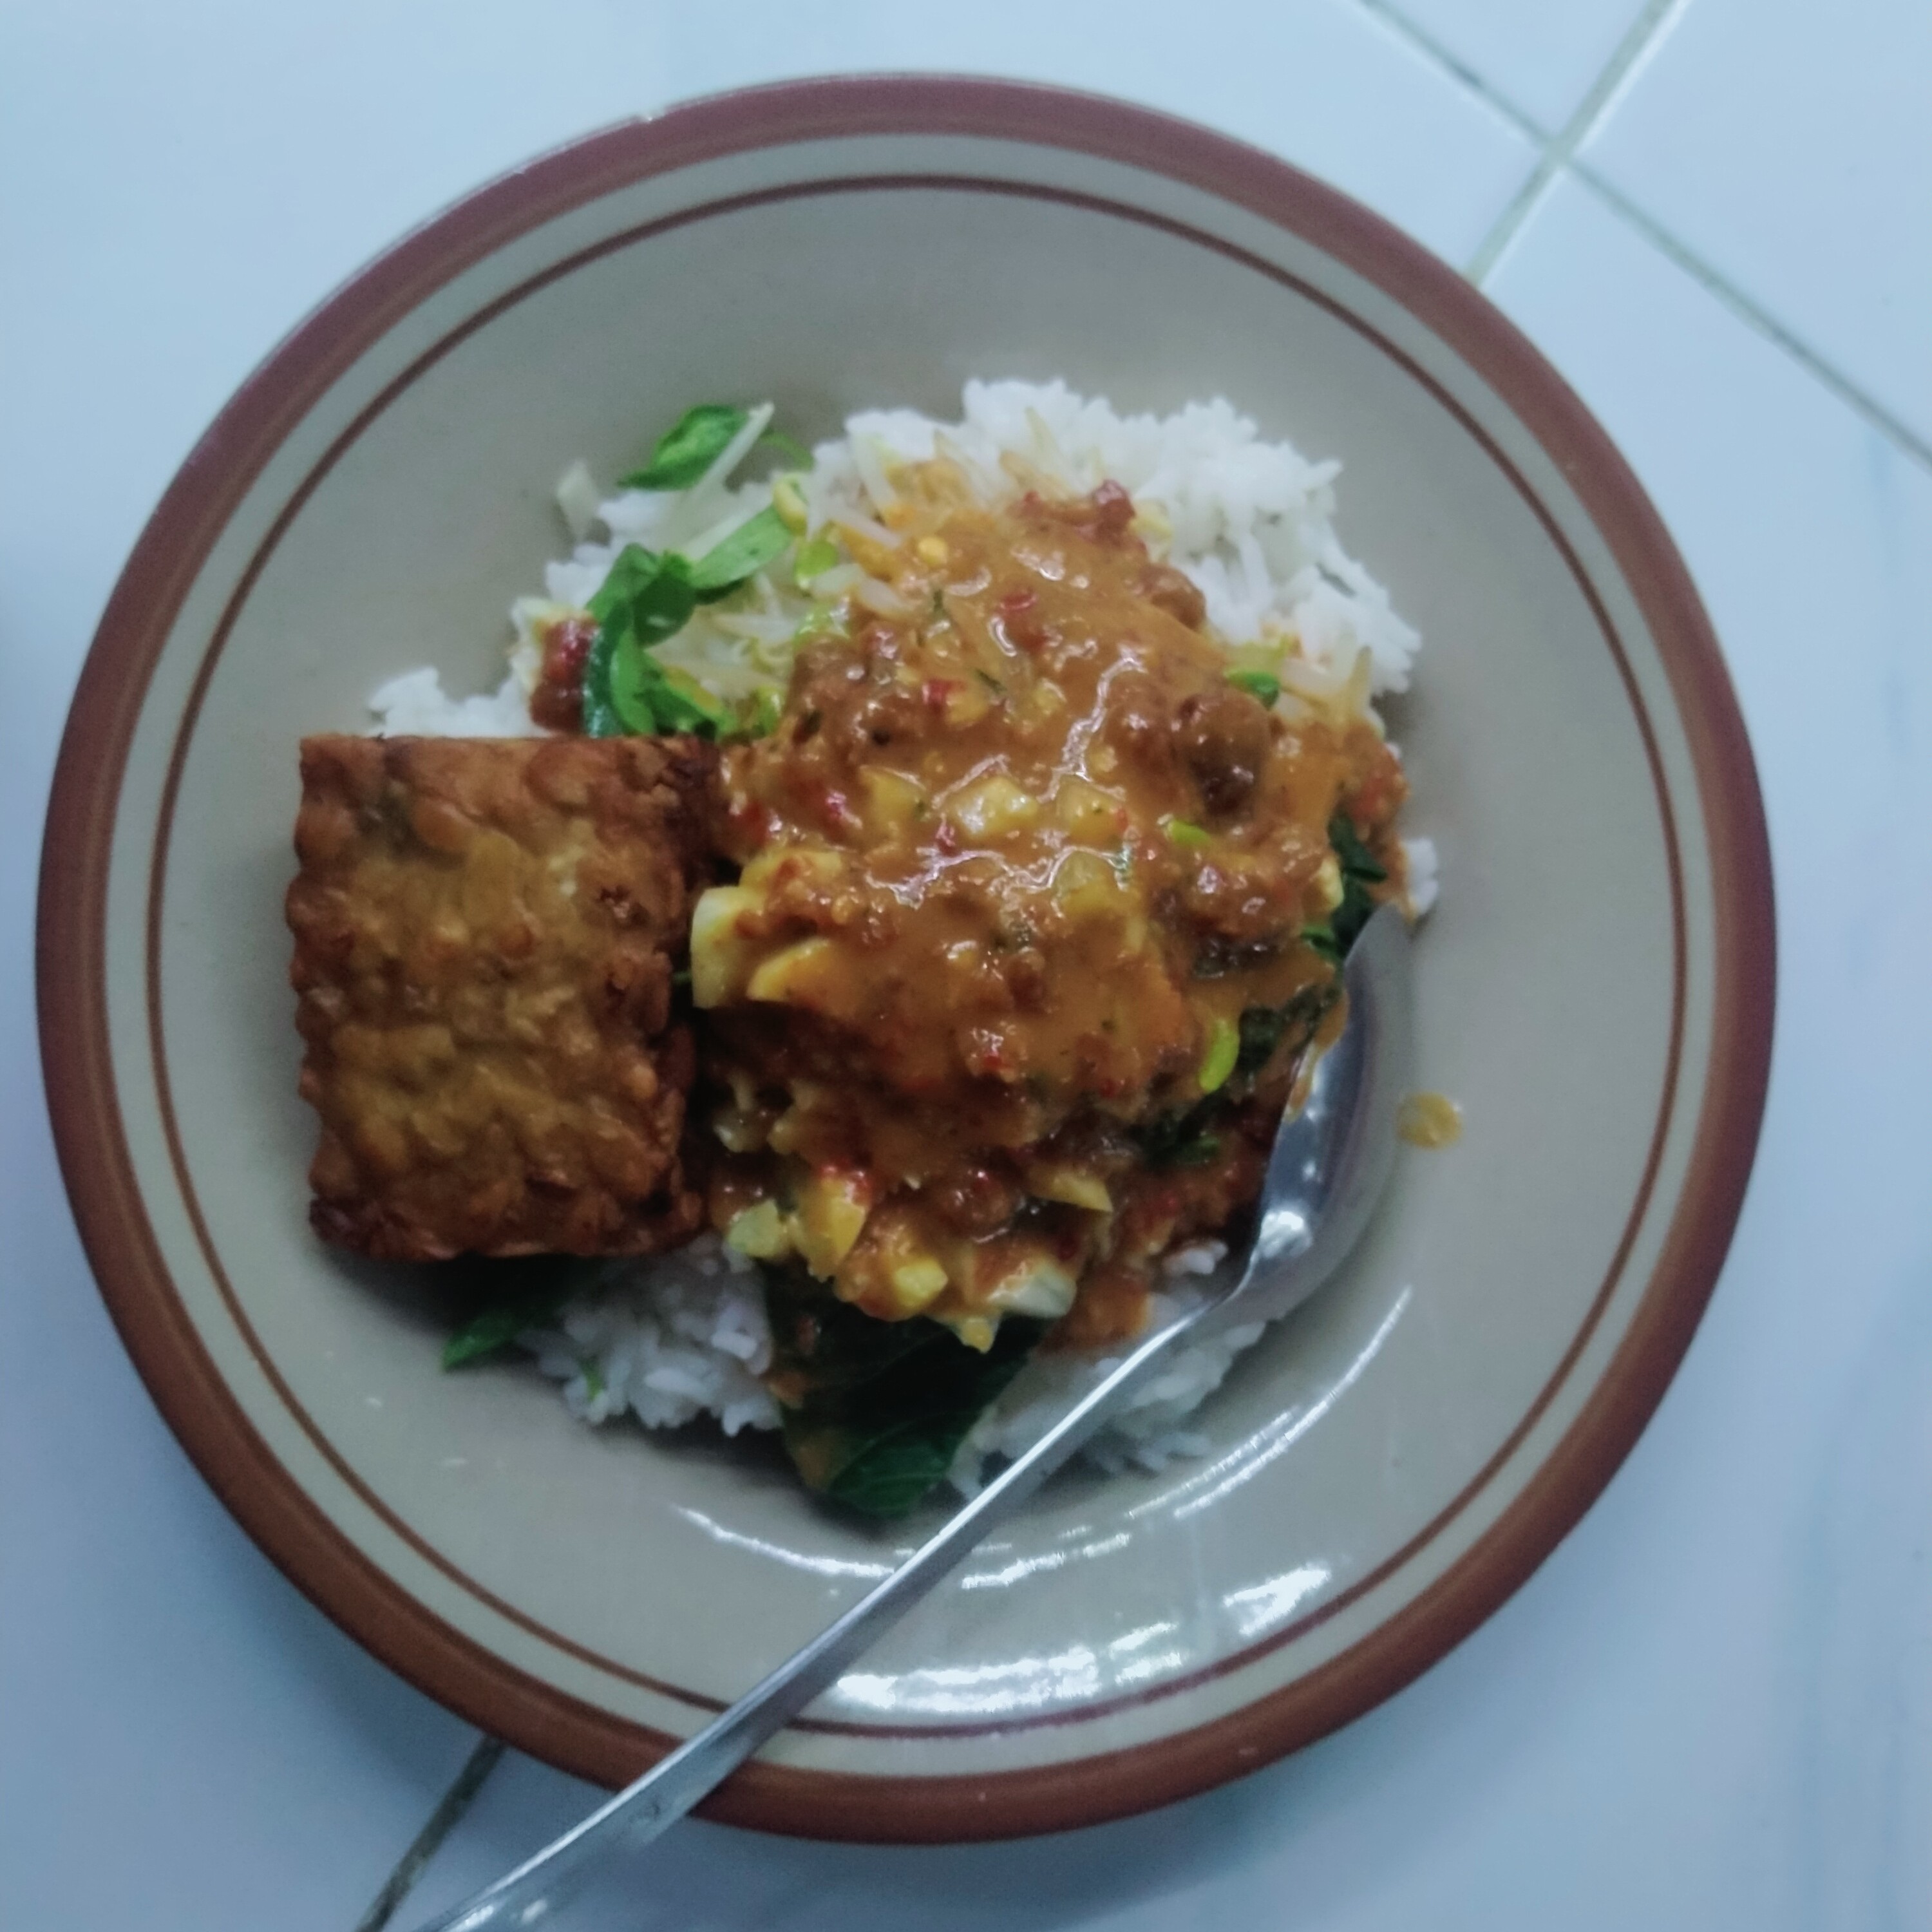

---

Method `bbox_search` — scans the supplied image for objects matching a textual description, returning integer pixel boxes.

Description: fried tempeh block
[287,734,717,1260]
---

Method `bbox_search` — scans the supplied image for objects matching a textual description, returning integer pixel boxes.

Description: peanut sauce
[694,472,1405,1343]
[1396,1091,1463,1148]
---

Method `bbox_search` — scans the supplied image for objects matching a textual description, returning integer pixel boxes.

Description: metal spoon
[410,903,1412,1931]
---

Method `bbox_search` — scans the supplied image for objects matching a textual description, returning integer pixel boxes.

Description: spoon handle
[409,1307,1204,1932]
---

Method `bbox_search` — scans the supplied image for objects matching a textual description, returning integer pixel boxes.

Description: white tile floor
[4,3,1927,1926]
[1580,0,1932,451]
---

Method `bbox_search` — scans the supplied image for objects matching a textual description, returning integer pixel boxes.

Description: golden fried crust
[287,734,718,1260]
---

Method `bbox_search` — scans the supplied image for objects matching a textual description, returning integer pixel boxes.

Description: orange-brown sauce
[696,474,1405,1341]
[1396,1090,1463,1148]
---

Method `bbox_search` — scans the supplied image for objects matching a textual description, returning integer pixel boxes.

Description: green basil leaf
[687,506,791,596]
[823,1413,980,1519]
[581,620,625,737]
[1132,1103,1223,1170]
[1302,921,1341,965]
[582,545,703,736]
[1327,811,1388,957]
[618,403,750,491]
[1236,981,1338,1081]
[605,633,663,734]
[1329,811,1389,885]
[442,1304,535,1369]
[631,554,699,647]
[605,638,731,739]
[585,542,667,626]
[1236,1004,1291,1077]
[762,1269,1046,1518]
[441,1258,592,1369]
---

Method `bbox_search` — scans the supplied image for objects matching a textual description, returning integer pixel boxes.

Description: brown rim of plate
[35,77,1775,1841]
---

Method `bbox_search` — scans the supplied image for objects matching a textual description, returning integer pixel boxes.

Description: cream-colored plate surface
[39,80,1772,1839]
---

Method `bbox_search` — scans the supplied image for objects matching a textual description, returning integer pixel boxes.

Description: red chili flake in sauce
[726,797,773,846]
[996,588,1048,653]
[529,616,597,732]
[922,677,960,712]
[543,616,596,681]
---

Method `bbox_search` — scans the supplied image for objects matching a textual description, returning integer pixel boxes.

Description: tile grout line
[1351,0,1932,478]
[1463,0,1690,284]
[1349,0,1553,144]
[352,1736,506,1932]
[1566,162,1932,473]
[1350,0,1552,146]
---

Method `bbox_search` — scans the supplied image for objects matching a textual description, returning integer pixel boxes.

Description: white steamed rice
[370,379,1434,1490]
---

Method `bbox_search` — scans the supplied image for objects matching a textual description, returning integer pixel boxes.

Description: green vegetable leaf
[606,637,734,738]
[1328,811,1388,958]
[688,506,791,597]
[1329,812,1388,882]
[582,544,702,736]
[1226,667,1282,708]
[618,404,750,491]
[442,1305,537,1369]
[440,1257,594,1369]
[1236,1003,1292,1075]
[601,633,661,734]
[586,542,687,633]
[1235,981,1339,1081]
[581,630,623,736]
[1133,1103,1223,1170]
[1164,817,1211,850]
[762,1270,1045,1517]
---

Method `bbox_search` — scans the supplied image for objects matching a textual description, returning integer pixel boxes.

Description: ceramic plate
[37,79,1774,1840]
